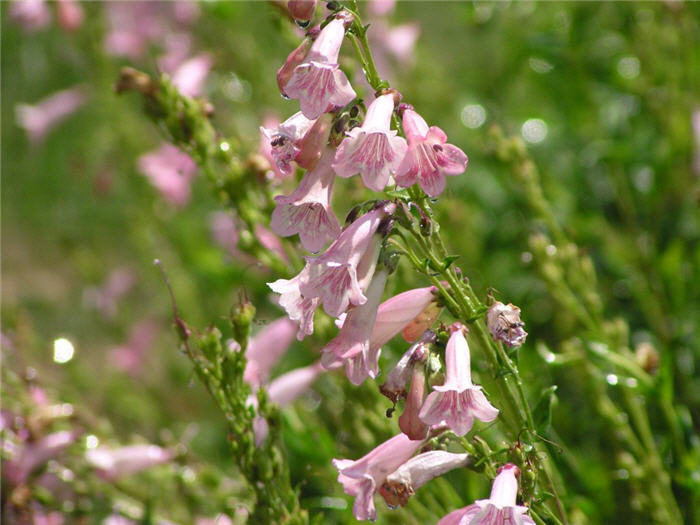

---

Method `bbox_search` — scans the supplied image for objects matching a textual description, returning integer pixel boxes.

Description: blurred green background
[2,1,699,523]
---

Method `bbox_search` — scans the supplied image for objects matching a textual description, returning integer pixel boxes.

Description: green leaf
[533,385,558,431]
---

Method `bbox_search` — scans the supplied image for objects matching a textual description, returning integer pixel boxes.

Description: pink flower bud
[277,36,313,97]
[379,336,431,403]
[419,323,499,436]
[296,113,333,170]
[398,366,429,440]
[171,54,212,98]
[333,94,408,191]
[487,301,527,347]
[287,0,317,22]
[395,108,468,197]
[333,433,425,521]
[56,0,84,31]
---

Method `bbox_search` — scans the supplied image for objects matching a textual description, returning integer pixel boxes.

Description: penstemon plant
[114,2,694,524]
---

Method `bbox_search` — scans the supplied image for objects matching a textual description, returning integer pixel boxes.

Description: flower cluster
[258,5,531,522]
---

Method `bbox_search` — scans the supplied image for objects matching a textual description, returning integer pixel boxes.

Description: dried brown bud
[487,301,527,347]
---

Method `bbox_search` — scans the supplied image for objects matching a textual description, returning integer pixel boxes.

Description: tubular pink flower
[379,451,471,508]
[138,143,197,206]
[261,112,317,176]
[333,94,408,191]
[419,323,498,436]
[369,285,437,353]
[436,464,535,525]
[395,108,468,197]
[270,147,341,252]
[284,18,356,119]
[171,53,212,98]
[333,433,425,521]
[268,270,319,340]
[299,203,395,317]
[86,444,173,481]
[321,269,388,385]
[380,335,431,403]
[278,36,313,97]
[16,86,87,145]
[243,317,298,389]
[3,430,80,487]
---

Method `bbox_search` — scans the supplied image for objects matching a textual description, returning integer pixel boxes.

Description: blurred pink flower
[109,320,159,375]
[368,0,396,17]
[299,203,395,317]
[243,316,299,389]
[15,86,87,145]
[33,511,65,525]
[283,18,356,119]
[195,515,233,525]
[86,444,172,480]
[379,451,471,508]
[333,94,408,191]
[137,143,198,206]
[419,323,498,436]
[333,433,425,521]
[321,269,388,385]
[255,223,290,263]
[210,211,240,255]
[436,464,534,525]
[9,0,51,32]
[270,147,341,253]
[3,430,81,487]
[395,107,468,197]
[83,267,136,319]
[55,0,83,32]
[171,54,212,98]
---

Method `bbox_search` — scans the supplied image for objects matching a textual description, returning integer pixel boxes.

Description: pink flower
[82,266,136,319]
[277,36,313,97]
[379,451,471,508]
[243,317,298,389]
[270,147,341,253]
[283,18,357,119]
[436,463,535,525]
[255,223,290,263]
[486,301,527,347]
[16,86,87,144]
[369,285,437,352]
[260,112,317,176]
[210,211,240,255]
[419,323,498,436]
[288,0,317,22]
[368,0,396,17]
[56,0,84,32]
[299,202,395,317]
[398,366,429,439]
[379,335,431,403]
[86,444,173,480]
[395,108,468,197]
[9,0,51,32]
[3,430,80,487]
[268,272,319,340]
[171,54,212,98]
[333,94,408,191]
[321,269,388,385]
[109,320,158,375]
[333,433,425,521]
[137,143,198,206]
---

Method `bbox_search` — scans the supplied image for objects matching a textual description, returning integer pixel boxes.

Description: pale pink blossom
[34,511,65,525]
[333,433,425,521]
[369,285,437,353]
[16,86,87,145]
[255,223,290,263]
[419,324,498,436]
[82,267,136,319]
[379,451,471,508]
[333,94,408,191]
[243,317,298,389]
[159,33,193,73]
[270,147,341,253]
[277,36,313,97]
[195,515,234,525]
[368,0,396,17]
[321,269,388,385]
[55,0,84,31]
[137,143,198,206]
[437,464,534,525]
[268,272,319,340]
[9,0,51,32]
[86,444,173,480]
[288,0,317,22]
[259,115,290,180]
[283,18,357,119]
[299,202,395,317]
[395,108,468,197]
[261,112,317,176]
[171,54,212,98]
[486,301,527,347]
[210,211,240,256]
[383,24,420,65]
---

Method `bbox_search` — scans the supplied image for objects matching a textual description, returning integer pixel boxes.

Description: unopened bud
[635,342,659,373]
[277,37,312,97]
[288,0,317,22]
[115,67,155,96]
[231,297,256,350]
[487,301,527,347]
